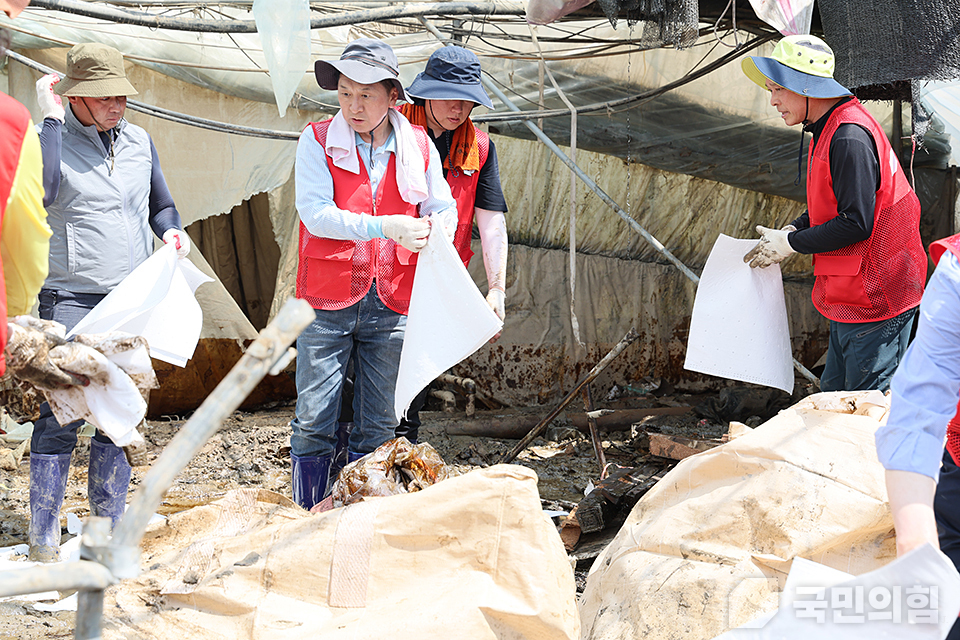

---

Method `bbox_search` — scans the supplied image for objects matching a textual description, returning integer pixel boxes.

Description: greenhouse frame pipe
[28,0,526,33]
[110,298,315,570]
[0,561,114,598]
[421,18,820,387]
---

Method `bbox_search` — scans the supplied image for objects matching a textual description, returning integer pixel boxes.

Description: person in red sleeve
[0,0,51,376]
[741,35,925,393]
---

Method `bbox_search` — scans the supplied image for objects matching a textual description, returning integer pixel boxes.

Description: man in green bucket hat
[27,42,191,562]
[741,35,926,394]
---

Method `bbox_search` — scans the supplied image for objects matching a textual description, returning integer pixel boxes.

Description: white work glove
[486,288,505,344]
[486,288,505,321]
[162,228,190,259]
[743,224,796,269]
[36,74,65,123]
[381,215,430,253]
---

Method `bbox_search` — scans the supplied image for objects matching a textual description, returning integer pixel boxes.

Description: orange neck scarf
[398,102,480,173]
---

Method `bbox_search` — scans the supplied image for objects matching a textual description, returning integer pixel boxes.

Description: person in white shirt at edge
[876,233,960,640]
[290,38,457,509]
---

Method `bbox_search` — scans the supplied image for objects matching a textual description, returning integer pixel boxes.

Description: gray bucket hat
[405,46,493,109]
[54,43,138,98]
[314,38,405,100]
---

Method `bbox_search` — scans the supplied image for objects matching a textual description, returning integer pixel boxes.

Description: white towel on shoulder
[323,109,428,205]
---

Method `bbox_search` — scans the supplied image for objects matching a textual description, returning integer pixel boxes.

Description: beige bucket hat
[54,43,138,98]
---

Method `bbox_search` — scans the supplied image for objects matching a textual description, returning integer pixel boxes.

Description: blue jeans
[819,306,917,393]
[32,289,112,455]
[291,287,406,458]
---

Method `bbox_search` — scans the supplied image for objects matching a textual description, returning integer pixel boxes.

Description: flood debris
[559,463,668,551]
[647,432,721,461]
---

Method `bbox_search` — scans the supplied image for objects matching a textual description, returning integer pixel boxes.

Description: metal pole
[28,0,526,33]
[109,298,314,573]
[0,561,114,598]
[421,18,819,388]
[581,385,607,473]
[75,518,112,640]
[500,328,639,464]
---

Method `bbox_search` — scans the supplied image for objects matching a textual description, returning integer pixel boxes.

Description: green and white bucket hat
[742,35,852,99]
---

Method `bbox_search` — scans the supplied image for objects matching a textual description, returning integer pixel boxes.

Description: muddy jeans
[30,289,113,455]
[819,306,917,393]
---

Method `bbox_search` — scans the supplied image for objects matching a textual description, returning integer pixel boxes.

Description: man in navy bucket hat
[741,35,925,394]
[291,38,457,509]
[394,45,508,445]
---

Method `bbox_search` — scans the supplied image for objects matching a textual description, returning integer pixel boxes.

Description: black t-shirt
[427,128,508,213]
[788,97,881,255]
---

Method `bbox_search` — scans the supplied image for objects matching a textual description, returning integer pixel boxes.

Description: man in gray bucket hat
[27,42,190,562]
[291,38,457,509]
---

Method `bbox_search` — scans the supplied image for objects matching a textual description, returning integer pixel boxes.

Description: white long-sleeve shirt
[295,124,456,241]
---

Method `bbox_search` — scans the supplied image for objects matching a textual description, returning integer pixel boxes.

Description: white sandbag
[684,234,794,393]
[104,465,580,639]
[68,244,212,367]
[579,390,898,640]
[394,224,502,422]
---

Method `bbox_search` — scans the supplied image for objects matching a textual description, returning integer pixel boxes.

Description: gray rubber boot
[28,452,72,563]
[88,438,132,529]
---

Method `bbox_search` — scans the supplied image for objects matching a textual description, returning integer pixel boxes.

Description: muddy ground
[0,382,800,639]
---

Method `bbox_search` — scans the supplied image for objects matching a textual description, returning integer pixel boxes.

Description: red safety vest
[447,129,489,268]
[806,98,926,322]
[295,120,430,315]
[930,234,960,465]
[0,95,31,375]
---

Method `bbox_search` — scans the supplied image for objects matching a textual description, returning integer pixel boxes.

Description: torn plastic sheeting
[394,225,502,423]
[747,0,815,36]
[67,244,213,367]
[713,544,960,639]
[684,234,794,394]
[253,0,311,117]
[526,0,596,24]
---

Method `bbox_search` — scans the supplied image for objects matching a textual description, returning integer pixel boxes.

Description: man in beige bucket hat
[741,35,925,395]
[27,42,190,562]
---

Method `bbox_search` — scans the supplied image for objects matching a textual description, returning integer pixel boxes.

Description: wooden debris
[572,464,665,536]
[647,432,721,461]
[567,406,692,431]
[559,506,582,552]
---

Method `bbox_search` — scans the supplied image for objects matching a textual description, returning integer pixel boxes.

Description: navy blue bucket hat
[405,46,493,109]
[314,38,405,100]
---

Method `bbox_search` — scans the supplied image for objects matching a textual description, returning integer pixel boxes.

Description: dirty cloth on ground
[579,390,897,640]
[102,465,580,639]
[394,224,501,422]
[67,244,212,367]
[684,234,794,393]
